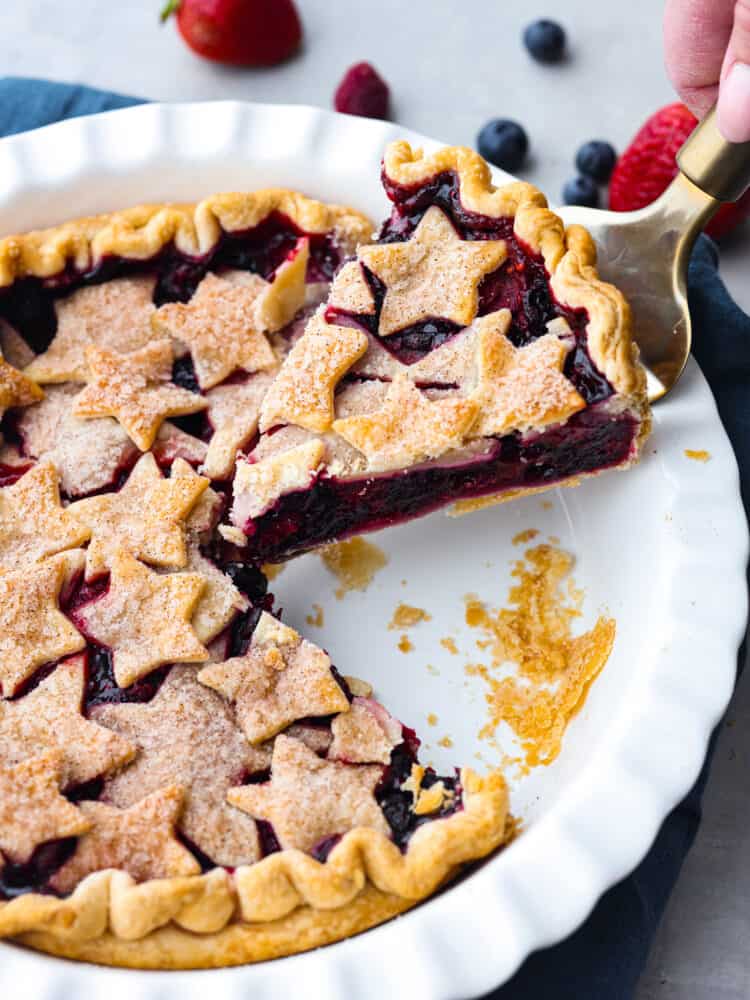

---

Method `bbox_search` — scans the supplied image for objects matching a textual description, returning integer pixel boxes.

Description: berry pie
[0,145,647,969]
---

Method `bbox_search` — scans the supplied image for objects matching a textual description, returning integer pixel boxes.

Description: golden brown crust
[0,190,373,288]
[382,142,649,430]
[0,770,508,963]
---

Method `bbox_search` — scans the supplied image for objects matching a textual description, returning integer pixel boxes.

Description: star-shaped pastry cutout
[228,734,388,853]
[198,611,349,744]
[0,555,86,697]
[73,548,208,688]
[16,384,140,498]
[469,312,586,437]
[201,372,276,480]
[328,260,376,315]
[0,654,136,788]
[92,666,269,867]
[49,784,201,894]
[152,272,277,389]
[329,697,401,765]
[259,311,368,433]
[0,350,43,420]
[68,451,209,580]
[24,276,157,384]
[0,751,91,863]
[252,236,310,332]
[358,206,507,336]
[72,340,207,451]
[231,438,324,525]
[0,462,90,572]
[332,374,478,473]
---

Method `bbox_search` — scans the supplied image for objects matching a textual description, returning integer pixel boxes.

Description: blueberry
[477,119,529,172]
[562,175,600,208]
[575,140,617,183]
[523,19,566,64]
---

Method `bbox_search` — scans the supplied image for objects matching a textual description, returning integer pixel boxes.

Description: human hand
[664,0,750,142]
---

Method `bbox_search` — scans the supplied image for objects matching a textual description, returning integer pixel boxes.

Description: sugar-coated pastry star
[49,784,201,894]
[0,751,91,863]
[201,372,276,480]
[198,611,349,744]
[92,666,269,867]
[328,697,402,764]
[24,276,157,384]
[73,548,208,689]
[0,654,136,788]
[68,451,209,580]
[0,554,86,698]
[152,272,277,389]
[259,311,368,433]
[469,312,586,437]
[358,206,507,336]
[0,462,90,572]
[72,340,207,451]
[231,438,324,525]
[229,735,389,852]
[0,350,43,418]
[332,374,478,473]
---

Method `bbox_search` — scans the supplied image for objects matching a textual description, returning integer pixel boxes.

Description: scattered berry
[477,119,529,173]
[523,19,566,64]
[575,140,617,183]
[609,102,750,240]
[562,175,600,208]
[334,62,390,119]
[160,0,302,68]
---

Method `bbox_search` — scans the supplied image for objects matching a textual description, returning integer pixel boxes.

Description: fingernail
[718,62,750,143]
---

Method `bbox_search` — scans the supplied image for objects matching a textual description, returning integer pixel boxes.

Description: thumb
[718,0,750,141]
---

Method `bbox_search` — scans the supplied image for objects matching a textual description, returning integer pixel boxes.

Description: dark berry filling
[84,644,169,710]
[241,405,637,562]
[256,820,282,858]
[0,212,342,352]
[376,735,461,851]
[0,839,77,900]
[0,462,32,488]
[311,834,342,863]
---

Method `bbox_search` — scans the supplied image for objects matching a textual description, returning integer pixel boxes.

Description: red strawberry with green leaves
[161,0,302,68]
[609,102,750,241]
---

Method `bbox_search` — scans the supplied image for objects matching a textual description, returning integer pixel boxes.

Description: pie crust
[0,149,645,970]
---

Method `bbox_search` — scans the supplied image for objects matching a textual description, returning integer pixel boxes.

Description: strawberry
[609,102,750,241]
[161,0,302,68]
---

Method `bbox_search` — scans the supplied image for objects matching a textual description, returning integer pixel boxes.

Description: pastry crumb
[262,562,285,581]
[305,603,324,628]
[440,637,459,655]
[320,536,388,598]
[427,713,438,726]
[397,634,414,653]
[389,602,432,629]
[426,663,440,676]
[465,544,614,773]
[684,449,711,463]
[438,735,454,749]
[512,528,538,546]
[541,500,553,510]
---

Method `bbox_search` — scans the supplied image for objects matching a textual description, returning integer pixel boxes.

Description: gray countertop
[1,1,748,996]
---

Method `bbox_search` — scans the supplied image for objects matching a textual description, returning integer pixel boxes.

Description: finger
[718,0,750,141]
[664,0,735,117]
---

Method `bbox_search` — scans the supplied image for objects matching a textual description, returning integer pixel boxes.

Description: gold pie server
[557,107,750,403]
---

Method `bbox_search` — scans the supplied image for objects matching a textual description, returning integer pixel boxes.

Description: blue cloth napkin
[1,76,747,1000]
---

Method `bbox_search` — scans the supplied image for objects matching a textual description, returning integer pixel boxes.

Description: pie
[0,145,648,970]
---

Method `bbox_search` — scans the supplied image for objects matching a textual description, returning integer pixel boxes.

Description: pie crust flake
[0,147,648,969]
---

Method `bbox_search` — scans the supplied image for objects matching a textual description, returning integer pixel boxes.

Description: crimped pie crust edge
[0,189,373,288]
[0,770,508,965]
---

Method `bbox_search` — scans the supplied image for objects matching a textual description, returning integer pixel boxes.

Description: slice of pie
[228,143,650,562]
[0,180,510,970]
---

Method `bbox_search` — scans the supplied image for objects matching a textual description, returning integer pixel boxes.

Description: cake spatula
[556,107,750,402]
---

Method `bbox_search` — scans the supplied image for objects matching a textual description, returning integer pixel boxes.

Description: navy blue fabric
[1,77,747,1000]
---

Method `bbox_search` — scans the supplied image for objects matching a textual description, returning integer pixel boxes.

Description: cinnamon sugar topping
[73,340,207,451]
[153,271,276,389]
[358,206,507,336]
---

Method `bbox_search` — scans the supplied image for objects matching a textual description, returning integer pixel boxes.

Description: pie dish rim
[0,105,744,995]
